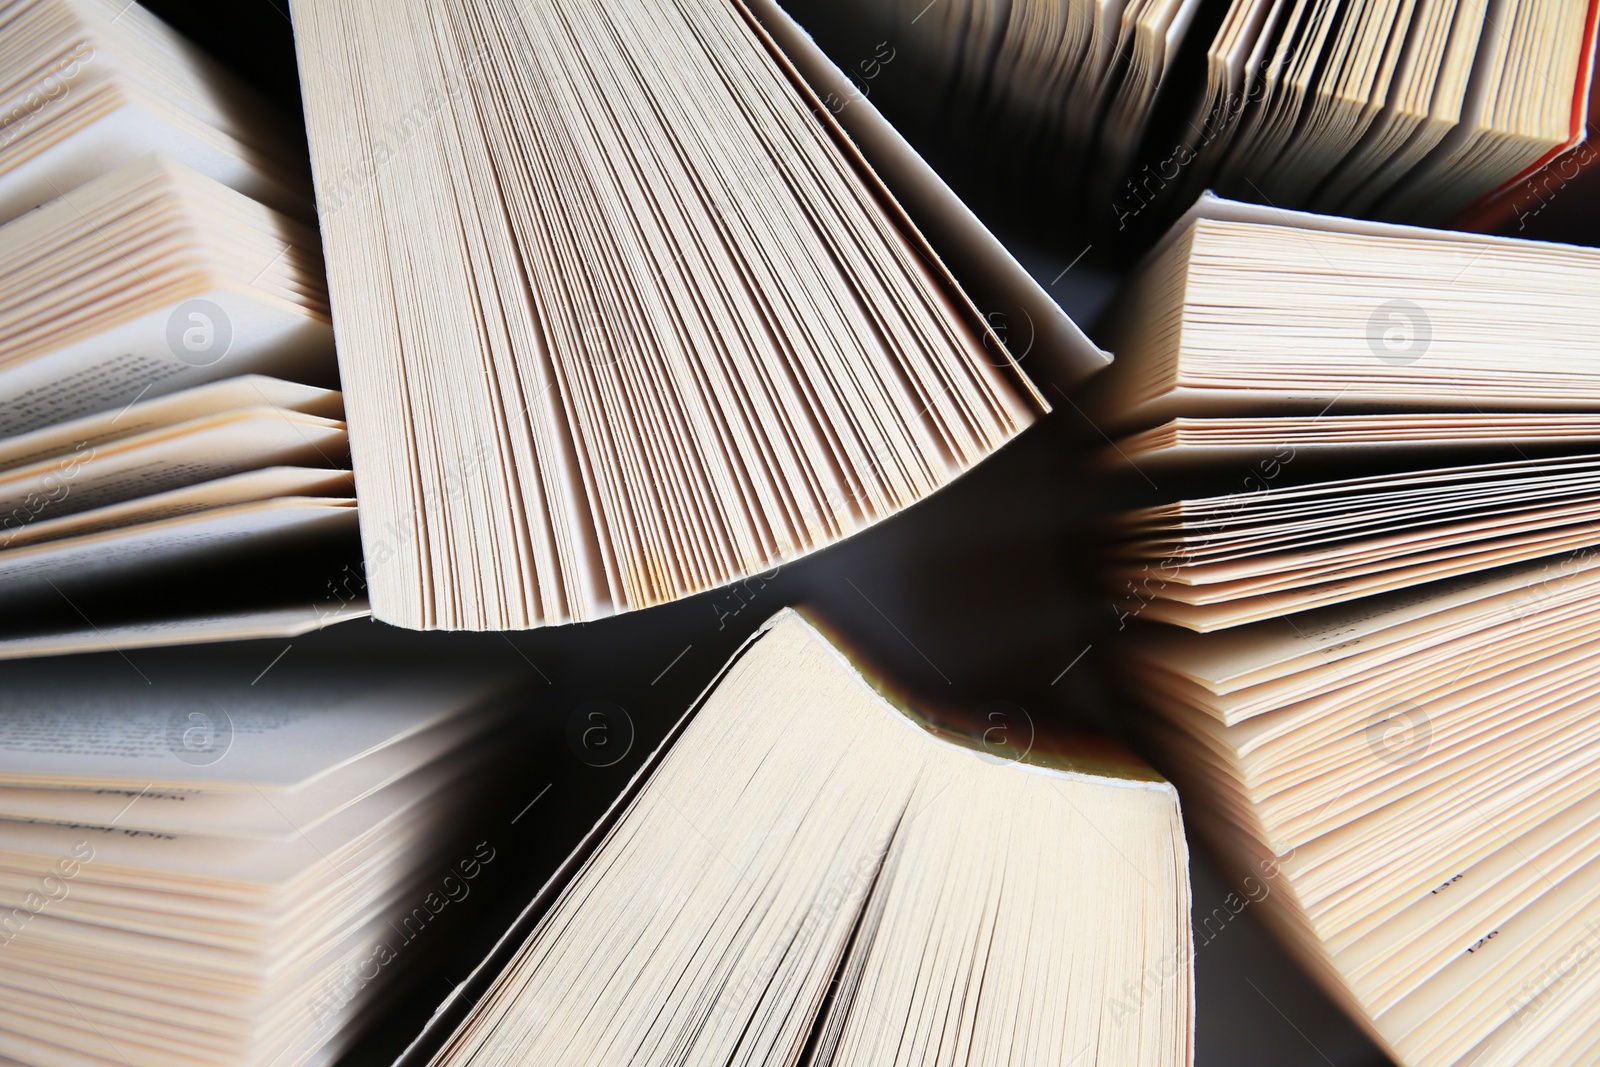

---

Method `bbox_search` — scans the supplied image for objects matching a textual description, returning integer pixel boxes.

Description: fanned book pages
[1122,552,1600,1066]
[1107,413,1600,468]
[0,154,333,437]
[285,0,1114,633]
[0,0,360,658]
[0,0,313,222]
[1095,201,1600,630]
[0,154,359,659]
[393,610,1193,1067]
[0,651,527,1067]
[1112,454,1600,629]
[782,0,1596,233]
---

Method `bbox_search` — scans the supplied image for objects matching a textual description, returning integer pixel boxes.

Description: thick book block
[0,652,528,1067]
[1122,551,1600,1066]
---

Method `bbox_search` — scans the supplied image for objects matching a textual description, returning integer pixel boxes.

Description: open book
[0,651,526,1067]
[290,0,1107,633]
[0,154,359,659]
[0,154,332,437]
[1112,454,1600,629]
[1176,0,1599,222]
[390,610,1194,1067]
[1093,196,1600,630]
[0,0,361,657]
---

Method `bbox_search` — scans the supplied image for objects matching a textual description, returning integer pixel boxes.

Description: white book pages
[0,659,514,793]
[747,0,1110,392]
[0,0,313,223]
[1110,413,1600,467]
[2,467,353,551]
[291,0,1052,631]
[0,409,346,536]
[1091,194,1600,430]
[0,376,342,473]
[0,156,334,437]
[0,497,355,597]
[0,706,501,840]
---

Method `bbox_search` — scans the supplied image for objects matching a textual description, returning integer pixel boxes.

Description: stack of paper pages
[1129,553,1600,1066]
[1104,195,1600,1066]
[1097,198,1600,630]
[1111,413,1600,467]
[0,654,522,1067]
[0,372,359,654]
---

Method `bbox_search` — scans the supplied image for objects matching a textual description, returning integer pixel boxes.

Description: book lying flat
[1088,194,1600,431]
[290,0,1107,633]
[0,652,526,1067]
[1123,550,1600,1066]
[393,610,1194,1067]
[1112,454,1600,629]
[0,0,313,222]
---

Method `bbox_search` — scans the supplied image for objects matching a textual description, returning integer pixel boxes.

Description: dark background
[126,1,1398,1062]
